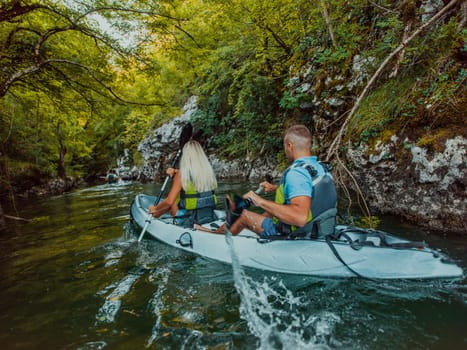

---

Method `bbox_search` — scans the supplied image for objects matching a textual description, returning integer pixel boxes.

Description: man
[227,124,335,238]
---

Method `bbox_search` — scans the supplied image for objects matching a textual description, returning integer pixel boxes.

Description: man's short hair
[284,124,311,150]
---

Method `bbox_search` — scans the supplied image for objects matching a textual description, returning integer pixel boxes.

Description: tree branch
[46,59,166,106]
[325,0,461,162]
[3,214,31,222]
[0,0,45,22]
[320,0,338,50]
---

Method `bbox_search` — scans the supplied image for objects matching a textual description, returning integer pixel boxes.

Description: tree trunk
[389,20,412,78]
[459,0,467,29]
[0,203,6,232]
[321,0,338,50]
[56,122,67,180]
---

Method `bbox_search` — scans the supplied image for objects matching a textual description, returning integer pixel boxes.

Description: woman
[149,140,218,226]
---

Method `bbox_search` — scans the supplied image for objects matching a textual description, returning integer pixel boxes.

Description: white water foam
[103,250,123,268]
[76,341,107,350]
[225,233,340,349]
[146,266,171,347]
[95,269,143,324]
[180,330,203,350]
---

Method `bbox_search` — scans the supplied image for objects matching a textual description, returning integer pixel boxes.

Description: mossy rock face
[346,134,467,234]
[346,52,467,151]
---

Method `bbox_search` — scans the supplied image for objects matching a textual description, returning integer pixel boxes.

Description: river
[1,181,466,349]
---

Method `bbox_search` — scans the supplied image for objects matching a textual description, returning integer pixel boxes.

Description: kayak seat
[177,207,217,227]
[193,207,217,225]
[308,208,337,239]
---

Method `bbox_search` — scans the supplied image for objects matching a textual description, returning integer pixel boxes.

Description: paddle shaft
[137,148,182,242]
[154,148,182,206]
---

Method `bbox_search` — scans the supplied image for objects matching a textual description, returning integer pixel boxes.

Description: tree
[0,0,187,203]
[326,0,464,161]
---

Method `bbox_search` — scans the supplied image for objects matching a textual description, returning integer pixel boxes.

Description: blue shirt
[283,156,324,202]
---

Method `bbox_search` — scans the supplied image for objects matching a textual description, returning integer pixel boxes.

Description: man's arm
[259,181,278,193]
[243,191,310,227]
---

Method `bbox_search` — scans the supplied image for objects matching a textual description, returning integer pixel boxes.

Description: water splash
[95,268,144,324]
[225,233,340,349]
[146,266,171,347]
[76,341,107,350]
[122,222,136,241]
[103,250,123,267]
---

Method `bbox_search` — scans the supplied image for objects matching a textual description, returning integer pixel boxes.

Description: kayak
[130,194,463,280]
[106,173,119,184]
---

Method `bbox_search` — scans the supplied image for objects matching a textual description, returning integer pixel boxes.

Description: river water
[1,181,466,350]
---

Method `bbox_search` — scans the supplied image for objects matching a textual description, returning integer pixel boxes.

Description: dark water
[1,181,466,350]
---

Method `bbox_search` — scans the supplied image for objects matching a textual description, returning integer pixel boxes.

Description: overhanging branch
[325,0,461,162]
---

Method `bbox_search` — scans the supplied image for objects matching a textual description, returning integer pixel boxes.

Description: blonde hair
[180,140,217,192]
[284,124,311,151]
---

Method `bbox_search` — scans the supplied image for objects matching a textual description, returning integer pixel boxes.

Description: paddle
[137,122,193,242]
[238,174,273,207]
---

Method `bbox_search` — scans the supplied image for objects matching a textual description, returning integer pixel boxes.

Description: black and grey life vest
[275,160,337,238]
[300,161,337,238]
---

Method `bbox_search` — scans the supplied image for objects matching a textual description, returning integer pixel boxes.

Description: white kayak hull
[130,194,463,280]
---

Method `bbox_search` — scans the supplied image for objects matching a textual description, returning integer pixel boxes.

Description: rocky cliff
[347,135,466,234]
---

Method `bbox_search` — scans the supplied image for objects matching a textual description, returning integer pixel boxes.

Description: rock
[137,96,280,181]
[346,135,467,234]
[116,149,133,180]
[137,97,196,180]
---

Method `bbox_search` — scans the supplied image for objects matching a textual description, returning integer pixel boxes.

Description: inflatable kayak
[130,194,463,280]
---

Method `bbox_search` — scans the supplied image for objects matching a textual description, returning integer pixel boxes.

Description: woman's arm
[149,172,182,217]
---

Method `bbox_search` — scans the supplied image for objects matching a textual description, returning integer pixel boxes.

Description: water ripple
[95,268,144,324]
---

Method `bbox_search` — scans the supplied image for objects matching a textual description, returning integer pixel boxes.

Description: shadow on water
[0,181,465,349]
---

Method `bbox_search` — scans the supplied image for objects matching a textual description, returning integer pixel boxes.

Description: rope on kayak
[334,227,427,250]
[324,234,371,279]
[324,227,428,280]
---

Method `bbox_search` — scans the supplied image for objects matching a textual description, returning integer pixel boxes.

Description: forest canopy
[1,0,465,199]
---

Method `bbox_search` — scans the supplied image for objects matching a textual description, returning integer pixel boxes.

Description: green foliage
[193,63,284,159]
[0,0,174,188]
[1,0,466,201]
[344,215,381,229]
[315,47,352,65]
[349,13,466,147]
[349,78,413,143]
[279,90,306,109]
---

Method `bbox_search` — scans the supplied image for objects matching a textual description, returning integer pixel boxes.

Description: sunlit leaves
[1,0,465,189]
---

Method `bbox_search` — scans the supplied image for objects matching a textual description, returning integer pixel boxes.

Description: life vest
[178,182,217,210]
[177,182,218,226]
[274,159,336,237]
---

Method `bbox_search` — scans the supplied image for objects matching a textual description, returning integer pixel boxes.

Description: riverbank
[2,119,465,237]
[0,176,85,231]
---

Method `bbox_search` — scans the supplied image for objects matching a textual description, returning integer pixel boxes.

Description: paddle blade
[179,123,193,148]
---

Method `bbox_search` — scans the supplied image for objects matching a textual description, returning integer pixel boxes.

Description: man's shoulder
[285,164,313,183]
[284,166,313,197]
[294,157,331,176]
[290,157,317,175]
